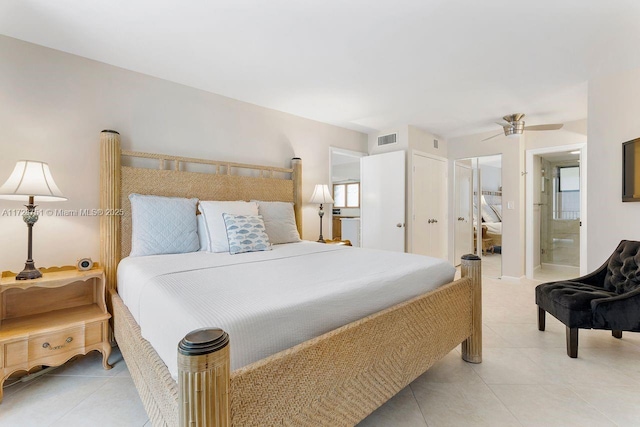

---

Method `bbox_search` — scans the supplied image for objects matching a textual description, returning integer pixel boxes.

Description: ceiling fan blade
[524,124,563,131]
[481,133,503,141]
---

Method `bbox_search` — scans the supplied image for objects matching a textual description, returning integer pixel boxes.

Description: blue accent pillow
[129,194,199,257]
[222,213,272,255]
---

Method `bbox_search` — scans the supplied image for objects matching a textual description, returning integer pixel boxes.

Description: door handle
[433,219,438,223]
[396,223,405,228]
[428,219,432,224]
[458,217,464,221]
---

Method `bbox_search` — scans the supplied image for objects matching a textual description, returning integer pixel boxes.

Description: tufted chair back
[604,240,640,294]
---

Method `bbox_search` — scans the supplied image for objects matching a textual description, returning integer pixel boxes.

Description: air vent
[433,139,439,149]
[377,133,397,146]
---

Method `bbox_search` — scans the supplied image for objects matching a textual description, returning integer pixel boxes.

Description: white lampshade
[0,160,66,202]
[309,184,334,204]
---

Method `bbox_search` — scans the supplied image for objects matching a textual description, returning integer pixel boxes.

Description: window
[553,166,580,219]
[559,166,579,192]
[333,183,360,208]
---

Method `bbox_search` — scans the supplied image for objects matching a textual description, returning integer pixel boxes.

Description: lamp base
[16,261,42,280]
[317,237,326,243]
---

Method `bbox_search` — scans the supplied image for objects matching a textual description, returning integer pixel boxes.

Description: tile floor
[3,268,640,426]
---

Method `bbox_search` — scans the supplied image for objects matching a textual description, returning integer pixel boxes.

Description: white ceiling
[2,0,640,138]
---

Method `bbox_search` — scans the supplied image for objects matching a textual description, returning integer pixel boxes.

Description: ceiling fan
[482,113,563,141]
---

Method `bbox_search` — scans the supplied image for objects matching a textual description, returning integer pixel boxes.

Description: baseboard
[500,275,525,281]
[541,263,580,270]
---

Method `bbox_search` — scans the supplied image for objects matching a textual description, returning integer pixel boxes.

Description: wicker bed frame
[99,130,482,426]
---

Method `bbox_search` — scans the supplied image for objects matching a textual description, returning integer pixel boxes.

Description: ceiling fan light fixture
[503,121,525,137]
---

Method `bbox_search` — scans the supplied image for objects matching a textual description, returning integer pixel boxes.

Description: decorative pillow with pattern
[199,201,259,253]
[222,213,272,255]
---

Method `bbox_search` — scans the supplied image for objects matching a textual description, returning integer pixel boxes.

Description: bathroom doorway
[526,144,586,279]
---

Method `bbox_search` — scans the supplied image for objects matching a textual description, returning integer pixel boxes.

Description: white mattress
[117,242,455,377]
[484,221,502,235]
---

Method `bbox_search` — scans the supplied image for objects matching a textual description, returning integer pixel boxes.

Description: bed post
[291,157,302,236]
[461,254,482,363]
[178,328,230,427]
[100,130,121,298]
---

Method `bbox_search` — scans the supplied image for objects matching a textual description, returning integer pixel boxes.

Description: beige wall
[587,67,640,269]
[0,36,367,271]
[368,125,409,155]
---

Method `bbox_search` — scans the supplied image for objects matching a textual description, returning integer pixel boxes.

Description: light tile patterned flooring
[3,267,640,426]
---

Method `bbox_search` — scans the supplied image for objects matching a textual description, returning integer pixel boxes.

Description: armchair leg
[612,330,623,339]
[537,307,545,331]
[566,327,578,358]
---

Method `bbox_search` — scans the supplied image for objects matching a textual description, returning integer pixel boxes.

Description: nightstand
[0,266,112,402]
[323,239,352,246]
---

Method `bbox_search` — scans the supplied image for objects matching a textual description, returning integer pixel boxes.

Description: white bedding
[484,221,502,235]
[117,242,455,376]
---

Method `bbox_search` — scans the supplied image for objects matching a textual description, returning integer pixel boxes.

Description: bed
[477,192,503,249]
[99,130,482,426]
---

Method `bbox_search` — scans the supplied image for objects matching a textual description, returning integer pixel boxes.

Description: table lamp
[0,160,66,280]
[309,184,334,243]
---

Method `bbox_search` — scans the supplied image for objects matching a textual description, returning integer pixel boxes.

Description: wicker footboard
[113,255,481,427]
[230,275,474,426]
[112,290,179,427]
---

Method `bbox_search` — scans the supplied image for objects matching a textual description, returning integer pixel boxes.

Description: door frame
[410,150,448,255]
[329,147,367,239]
[525,143,587,278]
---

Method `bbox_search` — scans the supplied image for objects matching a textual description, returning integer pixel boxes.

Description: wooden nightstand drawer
[4,340,27,367]
[85,321,104,346]
[29,327,84,360]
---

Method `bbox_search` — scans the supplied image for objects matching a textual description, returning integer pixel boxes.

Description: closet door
[430,157,448,259]
[361,151,406,252]
[412,154,432,256]
[412,153,447,258]
[454,162,473,263]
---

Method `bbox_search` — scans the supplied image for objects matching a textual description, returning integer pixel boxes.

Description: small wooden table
[0,266,112,402]
[323,239,352,246]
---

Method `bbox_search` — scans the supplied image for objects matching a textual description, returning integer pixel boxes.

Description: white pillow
[199,201,259,253]
[253,201,301,244]
[129,194,199,257]
[490,204,502,221]
[480,195,500,223]
[197,214,209,251]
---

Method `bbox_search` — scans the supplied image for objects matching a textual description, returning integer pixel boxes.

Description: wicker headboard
[99,130,302,294]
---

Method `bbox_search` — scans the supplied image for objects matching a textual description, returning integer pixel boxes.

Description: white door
[361,151,405,251]
[412,153,448,259]
[412,154,431,256]
[430,157,448,259]
[454,162,473,263]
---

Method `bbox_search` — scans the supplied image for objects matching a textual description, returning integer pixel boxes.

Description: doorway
[454,155,503,278]
[526,144,586,279]
[330,147,366,247]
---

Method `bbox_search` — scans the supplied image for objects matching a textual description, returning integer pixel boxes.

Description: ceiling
[2,0,640,138]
